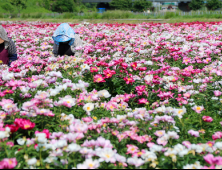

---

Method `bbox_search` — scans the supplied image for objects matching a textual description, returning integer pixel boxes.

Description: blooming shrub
[0,21,222,169]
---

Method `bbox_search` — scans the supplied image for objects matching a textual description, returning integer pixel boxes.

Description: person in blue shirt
[52,23,82,57]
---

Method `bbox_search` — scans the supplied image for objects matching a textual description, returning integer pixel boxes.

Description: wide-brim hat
[53,35,71,43]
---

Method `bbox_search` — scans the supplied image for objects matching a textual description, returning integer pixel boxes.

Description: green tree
[1,2,15,13]
[110,0,133,10]
[206,0,221,10]
[9,0,27,13]
[189,0,204,10]
[133,0,152,12]
[52,0,74,13]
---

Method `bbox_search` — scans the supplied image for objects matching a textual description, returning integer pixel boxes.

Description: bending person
[52,23,82,57]
[0,25,17,66]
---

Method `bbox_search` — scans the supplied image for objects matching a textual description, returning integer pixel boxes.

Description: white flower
[67,144,81,152]
[27,158,37,166]
[17,138,26,145]
[144,75,153,82]
[36,133,47,144]
[56,140,67,148]
[83,103,94,113]
[44,157,58,164]
[127,156,145,167]
[76,164,88,169]
[98,90,111,98]
[50,89,60,96]
[173,106,186,118]
[145,60,153,65]
[150,145,163,153]
[178,150,189,157]
[96,148,116,163]
[215,142,222,150]
[82,158,100,169]
[141,150,157,162]
[0,131,9,139]
[80,64,90,71]
[2,71,14,81]
[155,106,166,113]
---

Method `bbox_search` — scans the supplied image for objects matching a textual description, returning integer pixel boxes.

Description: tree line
[0,0,221,14]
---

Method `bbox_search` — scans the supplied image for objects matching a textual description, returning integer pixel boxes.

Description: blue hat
[52,23,75,46]
[54,35,71,43]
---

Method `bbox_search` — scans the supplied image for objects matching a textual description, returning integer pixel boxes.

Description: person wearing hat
[52,23,83,57]
[0,25,17,66]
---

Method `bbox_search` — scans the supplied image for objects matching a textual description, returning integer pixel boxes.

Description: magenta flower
[138,98,148,104]
[0,158,17,169]
[212,131,222,140]
[202,116,213,122]
[93,74,106,83]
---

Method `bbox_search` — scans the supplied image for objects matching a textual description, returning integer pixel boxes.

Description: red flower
[3,90,14,94]
[103,68,116,79]
[14,118,35,130]
[130,62,137,70]
[5,124,19,133]
[124,76,135,84]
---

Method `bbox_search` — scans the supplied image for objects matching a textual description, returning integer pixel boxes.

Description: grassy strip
[1,18,222,24]
[1,10,222,20]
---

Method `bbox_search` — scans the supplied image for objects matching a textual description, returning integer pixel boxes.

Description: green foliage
[9,0,27,13]
[51,0,75,13]
[110,0,133,10]
[164,12,176,19]
[206,0,221,10]
[189,0,204,10]
[133,0,152,12]
[1,2,15,13]
[110,0,152,12]
[101,10,131,19]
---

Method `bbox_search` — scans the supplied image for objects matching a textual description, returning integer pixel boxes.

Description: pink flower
[117,133,127,142]
[188,130,200,137]
[6,141,14,147]
[202,165,215,169]
[214,90,222,97]
[182,141,191,148]
[157,137,168,146]
[147,142,155,148]
[93,74,106,83]
[202,116,213,122]
[207,141,215,148]
[90,67,99,73]
[191,105,204,114]
[138,98,148,104]
[212,131,222,140]
[203,154,222,165]
[82,117,93,123]
[0,158,17,169]
[154,130,165,137]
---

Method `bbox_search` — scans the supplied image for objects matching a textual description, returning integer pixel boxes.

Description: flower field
[1,21,222,169]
